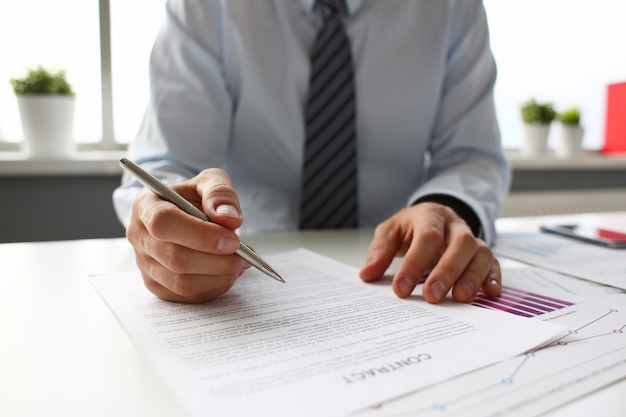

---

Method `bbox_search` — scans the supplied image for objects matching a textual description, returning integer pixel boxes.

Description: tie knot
[317,0,348,18]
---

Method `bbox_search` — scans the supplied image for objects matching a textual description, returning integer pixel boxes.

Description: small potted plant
[10,65,75,158]
[520,98,556,158]
[554,107,584,159]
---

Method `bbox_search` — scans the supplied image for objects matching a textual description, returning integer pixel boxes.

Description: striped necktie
[300,0,358,229]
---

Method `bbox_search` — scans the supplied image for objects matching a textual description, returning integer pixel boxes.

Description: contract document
[91,249,562,417]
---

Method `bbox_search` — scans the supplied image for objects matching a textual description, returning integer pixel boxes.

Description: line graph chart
[358,268,626,417]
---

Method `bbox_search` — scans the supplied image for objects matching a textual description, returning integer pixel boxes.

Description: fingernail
[431,280,447,301]
[217,236,239,254]
[398,276,415,296]
[488,277,500,290]
[461,281,476,300]
[216,204,241,218]
[486,276,501,295]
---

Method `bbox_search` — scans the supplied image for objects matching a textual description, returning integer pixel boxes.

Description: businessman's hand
[125,168,249,303]
[359,202,501,303]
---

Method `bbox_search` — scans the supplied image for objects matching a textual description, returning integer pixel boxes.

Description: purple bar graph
[472,286,574,318]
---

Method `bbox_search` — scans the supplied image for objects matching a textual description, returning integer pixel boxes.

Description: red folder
[603,81,626,154]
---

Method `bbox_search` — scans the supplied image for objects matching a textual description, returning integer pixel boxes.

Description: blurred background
[1,0,625,242]
[1,0,625,149]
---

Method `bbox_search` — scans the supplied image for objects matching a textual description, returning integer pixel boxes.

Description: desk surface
[1,214,625,417]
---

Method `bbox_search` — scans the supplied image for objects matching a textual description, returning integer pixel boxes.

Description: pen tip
[265,268,285,283]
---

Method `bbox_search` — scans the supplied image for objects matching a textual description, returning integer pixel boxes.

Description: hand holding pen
[120,158,284,303]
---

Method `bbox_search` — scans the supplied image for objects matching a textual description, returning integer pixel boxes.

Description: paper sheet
[91,249,562,417]
[355,267,626,417]
[493,231,626,289]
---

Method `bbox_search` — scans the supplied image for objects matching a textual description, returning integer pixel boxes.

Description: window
[484,0,626,150]
[1,1,625,151]
[110,0,165,143]
[0,0,163,149]
[0,0,101,143]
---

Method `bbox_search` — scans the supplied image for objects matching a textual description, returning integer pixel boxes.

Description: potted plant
[520,98,556,158]
[554,107,584,159]
[10,66,75,158]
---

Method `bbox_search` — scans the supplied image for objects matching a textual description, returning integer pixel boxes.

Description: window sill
[0,149,127,176]
[505,149,626,170]
[0,148,625,177]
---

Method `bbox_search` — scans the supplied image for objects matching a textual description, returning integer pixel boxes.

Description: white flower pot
[554,123,584,159]
[521,123,551,158]
[16,94,75,158]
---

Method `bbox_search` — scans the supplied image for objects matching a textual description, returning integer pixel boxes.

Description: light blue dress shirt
[113,0,510,244]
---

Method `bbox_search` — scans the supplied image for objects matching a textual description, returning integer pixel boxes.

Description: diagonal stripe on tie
[300,0,358,229]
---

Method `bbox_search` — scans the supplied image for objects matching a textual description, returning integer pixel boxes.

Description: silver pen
[119,158,285,283]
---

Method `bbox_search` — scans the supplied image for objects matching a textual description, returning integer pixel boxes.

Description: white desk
[1,215,624,417]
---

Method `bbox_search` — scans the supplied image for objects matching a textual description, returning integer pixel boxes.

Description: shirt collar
[298,0,363,16]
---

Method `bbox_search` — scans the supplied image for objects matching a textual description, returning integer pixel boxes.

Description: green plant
[9,66,74,95]
[557,107,581,125]
[520,98,556,124]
